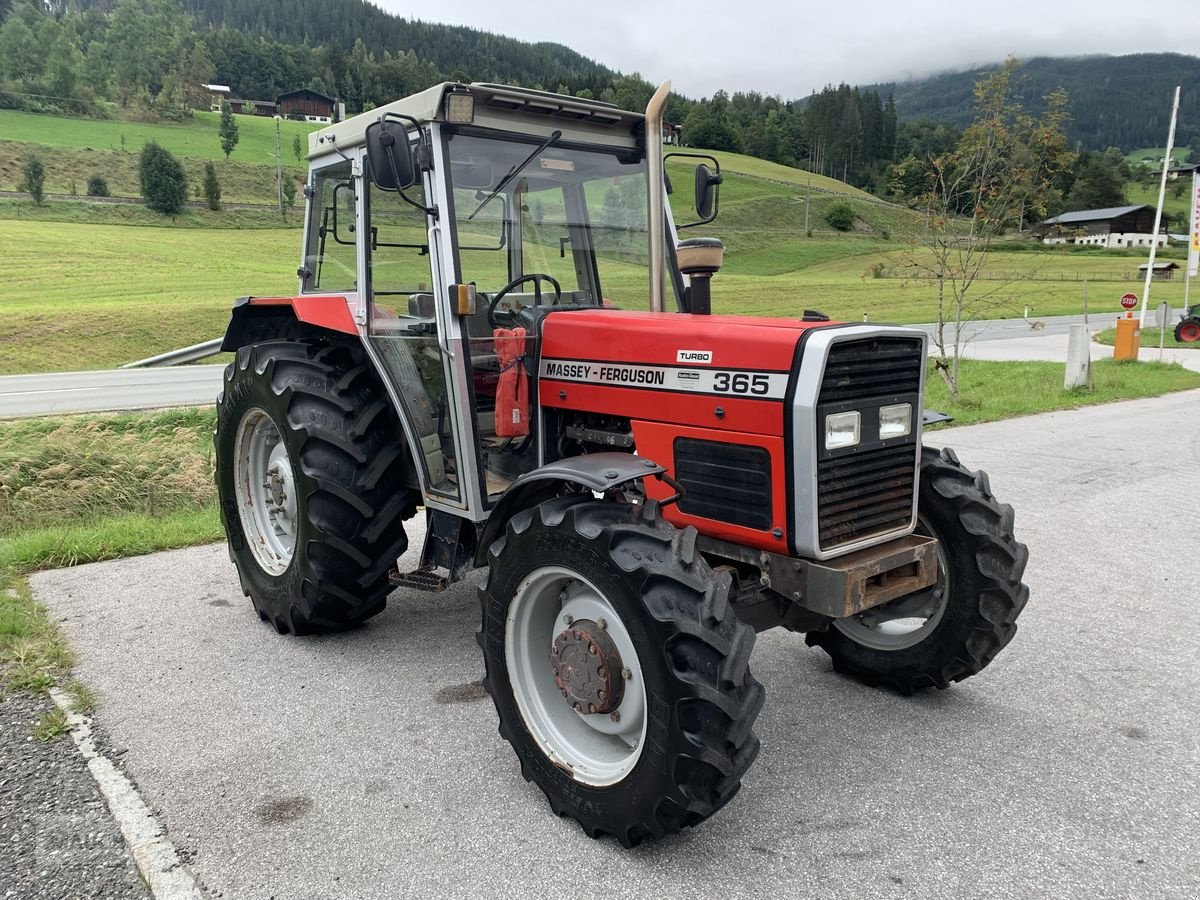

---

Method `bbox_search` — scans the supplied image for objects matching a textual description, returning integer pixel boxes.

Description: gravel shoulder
[0,689,148,899]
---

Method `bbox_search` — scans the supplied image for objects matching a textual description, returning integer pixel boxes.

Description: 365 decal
[540,358,788,400]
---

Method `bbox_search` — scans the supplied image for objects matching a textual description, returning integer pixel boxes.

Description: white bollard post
[1064,323,1093,390]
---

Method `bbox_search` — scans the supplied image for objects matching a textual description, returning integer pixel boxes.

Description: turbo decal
[539,358,789,400]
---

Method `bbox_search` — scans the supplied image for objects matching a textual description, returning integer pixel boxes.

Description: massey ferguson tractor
[214,81,1029,846]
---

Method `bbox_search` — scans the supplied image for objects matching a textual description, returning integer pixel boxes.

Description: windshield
[446,131,670,310]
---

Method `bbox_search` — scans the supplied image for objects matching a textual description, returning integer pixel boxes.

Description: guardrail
[121,338,224,369]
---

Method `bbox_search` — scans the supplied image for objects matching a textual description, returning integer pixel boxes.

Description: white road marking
[48,688,206,900]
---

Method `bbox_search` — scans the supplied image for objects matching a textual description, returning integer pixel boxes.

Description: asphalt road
[1,309,1192,418]
[0,365,225,418]
[31,391,1200,899]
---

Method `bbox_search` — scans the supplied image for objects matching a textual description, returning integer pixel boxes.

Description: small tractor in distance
[213,80,1030,846]
[1176,303,1200,343]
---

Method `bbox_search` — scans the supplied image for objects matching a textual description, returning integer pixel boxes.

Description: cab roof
[308,82,646,159]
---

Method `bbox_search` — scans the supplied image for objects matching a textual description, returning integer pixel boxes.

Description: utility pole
[1139,86,1180,328]
[274,115,284,214]
[804,179,810,235]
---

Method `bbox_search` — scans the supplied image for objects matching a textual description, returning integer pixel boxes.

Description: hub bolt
[621,667,632,681]
[563,614,574,625]
[610,711,621,723]
[596,617,608,630]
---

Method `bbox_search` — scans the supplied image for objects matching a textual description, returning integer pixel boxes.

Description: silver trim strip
[791,325,927,560]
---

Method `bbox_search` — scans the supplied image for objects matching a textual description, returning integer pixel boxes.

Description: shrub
[139,141,187,214]
[202,161,221,211]
[824,202,856,232]
[86,175,109,197]
[21,155,45,206]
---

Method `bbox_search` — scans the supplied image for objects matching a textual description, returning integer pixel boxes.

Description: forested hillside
[863,54,1200,152]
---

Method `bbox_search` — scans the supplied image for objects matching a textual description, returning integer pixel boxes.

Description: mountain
[178,0,619,97]
[860,54,1200,152]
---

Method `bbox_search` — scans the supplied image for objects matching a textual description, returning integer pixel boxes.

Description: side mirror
[366,119,416,191]
[665,152,721,229]
[694,162,721,221]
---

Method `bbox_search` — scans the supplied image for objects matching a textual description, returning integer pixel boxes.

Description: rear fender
[474,452,667,566]
[220,295,359,352]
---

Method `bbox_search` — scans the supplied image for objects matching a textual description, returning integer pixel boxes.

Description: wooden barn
[1038,205,1167,249]
[277,89,341,124]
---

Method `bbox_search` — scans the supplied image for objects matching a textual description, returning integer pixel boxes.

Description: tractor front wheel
[1175,318,1200,343]
[478,496,763,846]
[214,338,418,634]
[806,446,1029,694]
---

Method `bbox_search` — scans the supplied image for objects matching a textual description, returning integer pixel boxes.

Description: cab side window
[303,161,356,293]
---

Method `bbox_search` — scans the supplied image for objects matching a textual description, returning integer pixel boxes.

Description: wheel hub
[551,619,625,715]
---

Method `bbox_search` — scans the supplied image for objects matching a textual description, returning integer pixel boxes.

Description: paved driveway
[32,391,1200,899]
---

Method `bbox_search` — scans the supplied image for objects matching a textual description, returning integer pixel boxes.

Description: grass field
[1093,323,1199,349]
[1125,181,1192,219]
[1124,147,1192,167]
[0,197,303,228]
[0,141,307,206]
[0,108,321,165]
[1,220,298,372]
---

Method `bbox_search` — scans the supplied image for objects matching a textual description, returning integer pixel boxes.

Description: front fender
[474,452,667,567]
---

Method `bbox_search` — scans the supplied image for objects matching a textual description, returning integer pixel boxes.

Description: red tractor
[214,81,1029,845]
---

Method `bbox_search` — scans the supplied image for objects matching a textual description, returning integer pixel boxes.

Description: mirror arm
[376,111,438,219]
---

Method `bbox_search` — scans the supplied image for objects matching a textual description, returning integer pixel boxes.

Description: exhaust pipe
[645,80,670,314]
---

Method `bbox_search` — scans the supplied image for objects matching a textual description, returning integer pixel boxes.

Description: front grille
[675,438,772,531]
[819,338,923,405]
[817,444,917,548]
[815,336,923,551]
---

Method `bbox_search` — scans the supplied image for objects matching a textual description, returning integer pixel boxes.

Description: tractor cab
[296,83,715,518]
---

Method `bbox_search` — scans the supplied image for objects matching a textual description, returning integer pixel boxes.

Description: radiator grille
[817,445,917,548]
[816,336,923,551]
[675,438,772,531]
[819,338,923,405]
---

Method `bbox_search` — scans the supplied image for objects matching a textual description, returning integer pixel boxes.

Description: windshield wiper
[469,129,562,221]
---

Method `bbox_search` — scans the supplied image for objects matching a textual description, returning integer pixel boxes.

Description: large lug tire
[806,446,1030,694]
[478,496,764,846]
[1175,318,1200,343]
[214,338,419,634]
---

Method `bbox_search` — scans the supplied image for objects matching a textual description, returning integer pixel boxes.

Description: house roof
[278,88,335,104]
[1137,261,1179,270]
[1042,205,1147,226]
[204,83,231,93]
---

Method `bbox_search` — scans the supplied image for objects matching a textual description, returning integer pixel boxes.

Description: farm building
[1137,261,1180,280]
[278,89,343,123]
[1168,163,1200,180]
[1038,205,1167,249]
[228,98,278,117]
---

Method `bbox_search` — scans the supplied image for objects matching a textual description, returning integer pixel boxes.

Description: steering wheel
[487,273,562,328]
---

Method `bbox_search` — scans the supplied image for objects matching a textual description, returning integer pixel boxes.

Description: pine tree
[218,101,240,159]
[21,154,45,205]
[203,161,221,210]
[139,140,187,214]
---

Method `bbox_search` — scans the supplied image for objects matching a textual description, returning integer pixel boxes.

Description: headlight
[879,403,912,440]
[825,411,861,450]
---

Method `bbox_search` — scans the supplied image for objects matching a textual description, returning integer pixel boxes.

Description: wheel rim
[1181,322,1200,342]
[233,408,297,576]
[505,566,648,787]
[832,519,950,651]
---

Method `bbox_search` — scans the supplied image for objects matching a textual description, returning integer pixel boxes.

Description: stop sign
[1120,293,1138,310]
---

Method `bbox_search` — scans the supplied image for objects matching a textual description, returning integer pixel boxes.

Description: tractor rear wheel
[806,446,1029,694]
[1175,318,1200,343]
[478,496,763,846]
[215,338,418,634]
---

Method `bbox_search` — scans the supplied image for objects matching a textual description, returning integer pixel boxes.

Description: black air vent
[818,338,923,405]
[817,444,917,549]
[674,438,772,531]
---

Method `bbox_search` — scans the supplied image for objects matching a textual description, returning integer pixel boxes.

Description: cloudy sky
[376,0,1198,98]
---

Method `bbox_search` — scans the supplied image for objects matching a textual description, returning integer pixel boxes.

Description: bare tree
[905,59,1072,397]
